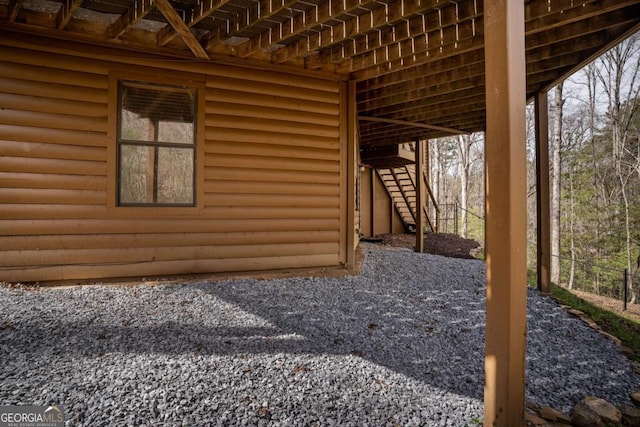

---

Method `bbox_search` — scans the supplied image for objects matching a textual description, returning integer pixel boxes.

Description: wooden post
[415,138,425,253]
[483,1,528,426]
[535,91,551,294]
[345,80,357,270]
[371,168,376,237]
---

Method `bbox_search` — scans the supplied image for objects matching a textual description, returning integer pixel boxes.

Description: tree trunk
[619,179,636,303]
[457,134,473,238]
[432,141,441,216]
[585,63,603,294]
[551,83,563,286]
[568,165,576,290]
[595,37,640,304]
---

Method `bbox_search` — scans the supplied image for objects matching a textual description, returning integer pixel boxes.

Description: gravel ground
[1,245,638,426]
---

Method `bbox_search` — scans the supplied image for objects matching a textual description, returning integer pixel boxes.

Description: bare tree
[595,34,640,303]
[456,135,473,238]
[429,141,439,219]
[551,82,564,285]
[456,134,475,238]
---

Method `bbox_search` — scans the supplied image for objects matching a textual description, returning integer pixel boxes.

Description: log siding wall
[0,35,346,282]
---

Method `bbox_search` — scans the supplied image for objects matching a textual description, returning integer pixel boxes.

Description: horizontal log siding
[0,40,342,282]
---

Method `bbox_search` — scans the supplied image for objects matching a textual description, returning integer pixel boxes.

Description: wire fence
[551,251,636,309]
[440,200,636,309]
[439,202,485,242]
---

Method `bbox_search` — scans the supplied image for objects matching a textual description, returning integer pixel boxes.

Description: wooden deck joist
[0,0,637,147]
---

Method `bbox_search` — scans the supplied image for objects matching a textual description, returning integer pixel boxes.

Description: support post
[340,80,357,269]
[370,168,375,237]
[415,138,425,253]
[535,91,551,294]
[483,1,528,426]
[346,80,357,269]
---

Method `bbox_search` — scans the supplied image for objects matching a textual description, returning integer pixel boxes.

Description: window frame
[108,70,206,214]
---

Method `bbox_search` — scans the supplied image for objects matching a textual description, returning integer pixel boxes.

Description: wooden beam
[153,0,210,59]
[526,6,640,51]
[361,96,485,124]
[535,91,551,294]
[360,130,432,148]
[318,0,633,72]
[360,146,414,166]
[358,61,486,108]
[203,0,300,49]
[350,30,484,80]
[381,100,487,123]
[243,0,464,61]
[359,73,486,113]
[157,0,234,47]
[525,0,639,36]
[338,0,632,75]
[107,0,155,38]
[483,0,527,425]
[328,8,478,66]
[539,20,640,95]
[235,0,379,58]
[414,139,424,253]
[358,116,468,135]
[276,0,480,66]
[360,90,486,119]
[350,0,639,81]
[358,117,487,146]
[360,117,485,141]
[8,0,24,22]
[527,40,608,77]
[358,49,485,92]
[403,101,487,122]
[57,0,84,30]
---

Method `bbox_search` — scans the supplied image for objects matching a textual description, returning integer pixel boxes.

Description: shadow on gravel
[2,248,487,403]
[2,247,638,417]
[192,279,486,402]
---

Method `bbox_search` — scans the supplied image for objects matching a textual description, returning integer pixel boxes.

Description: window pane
[119,145,155,204]
[157,147,194,204]
[121,109,153,142]
[120,83,196,144]
[158,121,194,145]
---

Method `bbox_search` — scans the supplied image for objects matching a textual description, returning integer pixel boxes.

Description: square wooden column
[483,0,528,425]
[535,91,551,294]
[415,138,425,253]
[341,80,357,270]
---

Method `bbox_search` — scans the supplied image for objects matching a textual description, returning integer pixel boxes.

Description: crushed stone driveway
[1,246,638,426]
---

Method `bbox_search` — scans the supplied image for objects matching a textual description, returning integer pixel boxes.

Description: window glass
[157,147,194,204]
[117,81,197,206]
[119,145,154,204]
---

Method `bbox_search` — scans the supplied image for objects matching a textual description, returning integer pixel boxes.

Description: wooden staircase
[377,165,438,233]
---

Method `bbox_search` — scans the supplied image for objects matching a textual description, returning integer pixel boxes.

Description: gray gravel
[1,245,638,425]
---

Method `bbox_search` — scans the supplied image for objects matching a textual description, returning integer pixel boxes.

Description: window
[117,80,197,206]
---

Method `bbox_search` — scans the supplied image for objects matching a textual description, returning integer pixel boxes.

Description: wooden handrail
[423,170,440,213]
[422,169,439,233]
[404,165,435,233]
